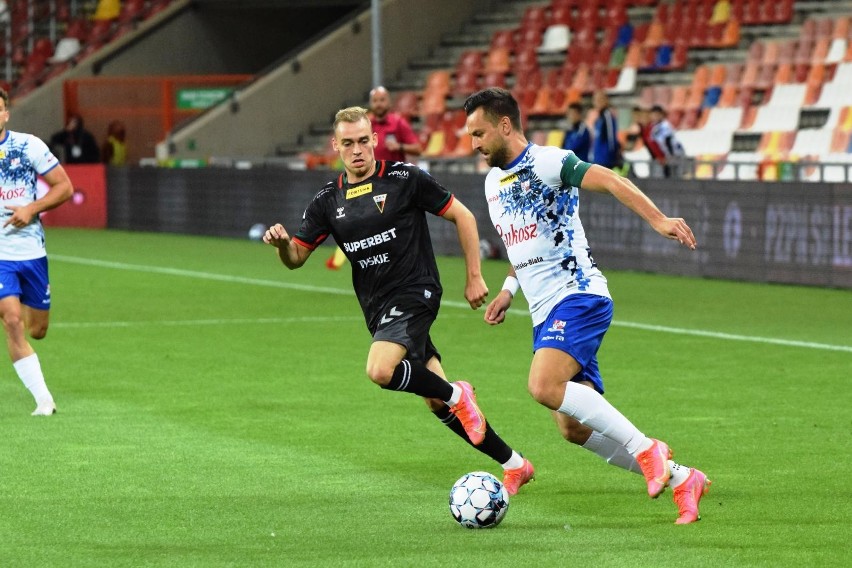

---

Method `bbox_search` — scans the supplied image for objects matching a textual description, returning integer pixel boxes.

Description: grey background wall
[104,169,852,289]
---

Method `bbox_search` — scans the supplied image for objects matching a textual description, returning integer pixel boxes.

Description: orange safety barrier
[63,75,252,164]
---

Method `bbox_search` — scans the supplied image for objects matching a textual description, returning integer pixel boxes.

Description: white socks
[447,384,462,406]
[582,431,691,485]
[558,381,650,455]
[14,353,53,405]
[582,431,644,474]
[501,451,525,470]
[668,460,691,488]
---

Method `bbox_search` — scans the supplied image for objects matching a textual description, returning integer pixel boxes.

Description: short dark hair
[650,104,666,114]
[463,87,522,130]
[567,102,583,113]
[0,88,9,109]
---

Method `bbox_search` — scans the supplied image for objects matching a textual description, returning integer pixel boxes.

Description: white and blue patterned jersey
[485,143,610,325]
[0,130,59,260]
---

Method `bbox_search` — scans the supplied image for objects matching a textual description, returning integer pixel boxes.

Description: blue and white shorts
[532,293,613,393]
[0,257,51,310]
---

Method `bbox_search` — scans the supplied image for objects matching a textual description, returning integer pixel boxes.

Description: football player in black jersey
[263,106,534,495]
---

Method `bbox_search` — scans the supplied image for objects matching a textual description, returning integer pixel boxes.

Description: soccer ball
[448,471,509,529]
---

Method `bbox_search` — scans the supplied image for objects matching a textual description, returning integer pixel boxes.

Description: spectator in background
[561,102,591,162]
[101,120,127,166]
[590,90,623,172]
[367,86,422,162]
[326,86,423,270]
[649,105,686,178]
[630,105,666,177]
[49,114,100,164]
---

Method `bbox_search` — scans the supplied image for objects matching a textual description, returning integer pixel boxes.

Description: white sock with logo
[583,431,691,482]
[558,382,652,455]
[668,460,692,488]
[582,431,643,474]
[14,353,53,405]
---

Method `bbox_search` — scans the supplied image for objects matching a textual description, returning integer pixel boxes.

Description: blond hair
[334,106,371,130]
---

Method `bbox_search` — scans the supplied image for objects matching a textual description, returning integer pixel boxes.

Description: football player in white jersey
[463,87,709,524]
[0,89,73,415]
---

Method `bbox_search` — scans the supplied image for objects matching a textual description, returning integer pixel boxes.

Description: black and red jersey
[293,160,454,328]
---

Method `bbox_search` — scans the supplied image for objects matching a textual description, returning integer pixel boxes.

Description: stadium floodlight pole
[372,0,383,88]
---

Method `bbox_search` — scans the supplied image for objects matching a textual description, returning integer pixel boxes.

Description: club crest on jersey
[521,180,531,192]
[373,194,387,213]
[499,173,518,186]
[336,206,345,219]
[346,183,372,199]
[547,319,566,333]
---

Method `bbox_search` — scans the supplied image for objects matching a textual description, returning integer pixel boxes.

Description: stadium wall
[104,169,852,289]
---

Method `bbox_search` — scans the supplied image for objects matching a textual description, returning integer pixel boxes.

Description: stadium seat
[393,91,419,120]
[453,70,479,98]
[481,70,507,89]
[484,47,511,74]
[607,66,636,95]
[513,47,539,74]
[456,50,483,74]
[790,128,833,157]
[422,130,446,158]
[490,29,516,53]
[424,70,451,97]
[538,24,570,54]
[93,0,120,21]
[49,38,80,63]
[448,133,474,157]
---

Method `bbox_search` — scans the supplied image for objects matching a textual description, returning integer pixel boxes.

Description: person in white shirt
[0,88,73,415]
[463,87,710,524]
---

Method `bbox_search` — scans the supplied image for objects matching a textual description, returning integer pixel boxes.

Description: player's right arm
[263,224,312,269]
[484,267,518,325]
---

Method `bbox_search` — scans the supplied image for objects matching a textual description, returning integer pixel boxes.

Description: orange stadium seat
[484,47,511,74]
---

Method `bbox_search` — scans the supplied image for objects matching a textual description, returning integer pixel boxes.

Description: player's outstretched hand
[484,291,512,325]
[263,224,291,248]
[654,217,696,250]
[465,274,489,310]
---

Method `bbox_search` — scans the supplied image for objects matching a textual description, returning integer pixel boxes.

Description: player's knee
[1,311,24,332]
[365,362,394,386]
[527,376,554,407]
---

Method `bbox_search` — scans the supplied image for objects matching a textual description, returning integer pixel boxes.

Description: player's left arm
[4,165,73,228]
[565,159,696,249]
[440,197,489,309]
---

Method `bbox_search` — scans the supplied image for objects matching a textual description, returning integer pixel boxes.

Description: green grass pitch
[1,228,849,567]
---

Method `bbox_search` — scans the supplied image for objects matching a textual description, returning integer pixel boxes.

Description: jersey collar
[338,160,386,188]
[505,142,532,170]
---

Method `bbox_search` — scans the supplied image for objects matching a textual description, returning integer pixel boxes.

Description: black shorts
[371,294,441,364]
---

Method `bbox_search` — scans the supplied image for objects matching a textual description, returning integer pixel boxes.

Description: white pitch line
[52,316,364,329]
[52,254,852,354]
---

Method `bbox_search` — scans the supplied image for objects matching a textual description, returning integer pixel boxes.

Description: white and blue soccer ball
[448,471,509,529]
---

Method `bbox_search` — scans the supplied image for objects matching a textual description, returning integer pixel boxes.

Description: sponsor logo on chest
[346,183,373,199]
